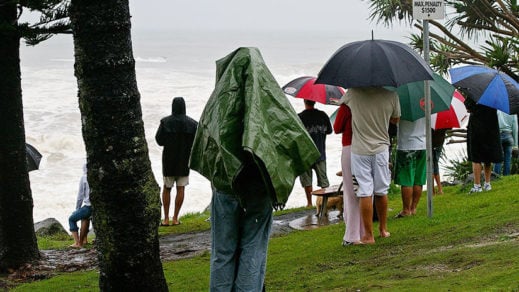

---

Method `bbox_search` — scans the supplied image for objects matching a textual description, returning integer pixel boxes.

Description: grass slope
[9,176,519,291]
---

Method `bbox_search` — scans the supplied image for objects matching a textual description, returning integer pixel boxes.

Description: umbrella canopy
[26,143,42,172]
[315,39,434,89]
[431,90,468,129]
[449,65,519,114]
[282,76,344,105]
[396,73,454,121]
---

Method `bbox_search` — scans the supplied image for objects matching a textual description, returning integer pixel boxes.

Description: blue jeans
[68,205,92,232]
[210,189,272,292]
[432,146,443,175]
[494,132,514,175]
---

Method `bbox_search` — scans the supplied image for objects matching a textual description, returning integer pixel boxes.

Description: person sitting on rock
[68,163,92,248]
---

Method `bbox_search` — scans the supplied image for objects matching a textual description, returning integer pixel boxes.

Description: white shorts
[351,150,390,198]
[163,176,189,188]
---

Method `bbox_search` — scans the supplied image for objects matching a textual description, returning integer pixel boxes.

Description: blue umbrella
[449,65,519,114]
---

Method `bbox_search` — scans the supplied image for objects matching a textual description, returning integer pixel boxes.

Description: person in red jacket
[334,102,364,245]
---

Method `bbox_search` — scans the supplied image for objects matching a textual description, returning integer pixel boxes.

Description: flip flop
[160,223,170,227]
[394,212,409,219]
[171,221,181,226]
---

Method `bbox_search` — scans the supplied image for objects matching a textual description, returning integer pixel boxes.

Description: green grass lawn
[9,175,519,291]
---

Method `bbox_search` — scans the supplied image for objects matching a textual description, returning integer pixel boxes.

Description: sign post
[412,1,445,218]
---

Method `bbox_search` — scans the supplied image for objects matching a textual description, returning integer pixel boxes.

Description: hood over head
[172,97,186,115]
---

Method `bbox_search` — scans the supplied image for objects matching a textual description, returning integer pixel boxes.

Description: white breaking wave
[135,56,168,63]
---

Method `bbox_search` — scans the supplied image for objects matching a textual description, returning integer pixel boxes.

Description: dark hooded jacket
[156,97,198,176]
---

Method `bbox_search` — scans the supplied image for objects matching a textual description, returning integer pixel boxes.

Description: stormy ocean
[20,28,464,228]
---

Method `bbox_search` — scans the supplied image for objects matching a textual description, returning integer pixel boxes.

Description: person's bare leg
[162,186,172,225]
[399,186,413,216]
[410,185,423,215]
[172,186,185,225]
[472,162,482,185]
[375,195,390,238]
[433,174,443,194]
[304,186,313,207]
[483,162,492,184]
[79,219,90,246]
[359,196,375,244]
[70,231,81,247]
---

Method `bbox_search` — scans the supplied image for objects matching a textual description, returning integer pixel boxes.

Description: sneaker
[469,185,482,194]
[483,183,492,191]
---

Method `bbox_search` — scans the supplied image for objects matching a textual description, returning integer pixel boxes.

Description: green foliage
[15,0,71,46]
[367,0,519,80]
[158,212,211,236]
[440,148,472,182]
[482,36,515,69]
[11,270,99,291]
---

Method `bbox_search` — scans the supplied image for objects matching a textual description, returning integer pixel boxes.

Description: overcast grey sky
[129,0,413,36]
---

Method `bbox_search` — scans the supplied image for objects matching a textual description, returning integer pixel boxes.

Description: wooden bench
[311,183,343,224]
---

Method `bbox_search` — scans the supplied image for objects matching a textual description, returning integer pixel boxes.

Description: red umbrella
[431,90,469,129]
[282,76,344,105]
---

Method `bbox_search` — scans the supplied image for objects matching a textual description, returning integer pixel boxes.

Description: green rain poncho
[189,47,320,209]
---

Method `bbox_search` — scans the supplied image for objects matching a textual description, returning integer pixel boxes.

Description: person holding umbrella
[463,96,503,193]
[394,118,427,217]
[333,101,364,245]
[316,38,433,243]
[298,99,333,207]
[342,87,400,244]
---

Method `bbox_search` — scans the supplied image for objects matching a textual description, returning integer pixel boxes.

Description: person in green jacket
[190,47,319,292]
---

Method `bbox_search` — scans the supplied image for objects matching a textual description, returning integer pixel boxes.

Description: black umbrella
[316,39,434,89]
[26,143,42,172]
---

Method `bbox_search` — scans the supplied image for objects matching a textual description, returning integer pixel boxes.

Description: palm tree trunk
[69,0,167,290]
[0,2,40,272]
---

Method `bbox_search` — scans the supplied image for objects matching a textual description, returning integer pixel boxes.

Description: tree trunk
[0,2,41,272]
[68,0,167,290]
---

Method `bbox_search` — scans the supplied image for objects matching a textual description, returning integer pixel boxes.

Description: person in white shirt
[394,118,426,217]
[68,164,92,248]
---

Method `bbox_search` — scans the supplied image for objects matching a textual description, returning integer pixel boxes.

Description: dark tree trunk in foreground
[0,2,40,271]
[69,0,167,290]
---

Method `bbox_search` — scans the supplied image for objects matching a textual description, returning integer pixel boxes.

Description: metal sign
[413,1,445,20]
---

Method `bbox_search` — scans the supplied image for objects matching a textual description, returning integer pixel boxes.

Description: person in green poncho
[190,47,320,291]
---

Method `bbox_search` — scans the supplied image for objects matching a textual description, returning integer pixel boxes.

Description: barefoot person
[394,118,426,217]
[68,164,92,248]
[298,99,332,207]
[343,87,400,244]
[156,97,198,226]
[333,102,364,245]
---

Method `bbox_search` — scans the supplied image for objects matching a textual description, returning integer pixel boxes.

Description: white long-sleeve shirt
[75,164,91,210]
